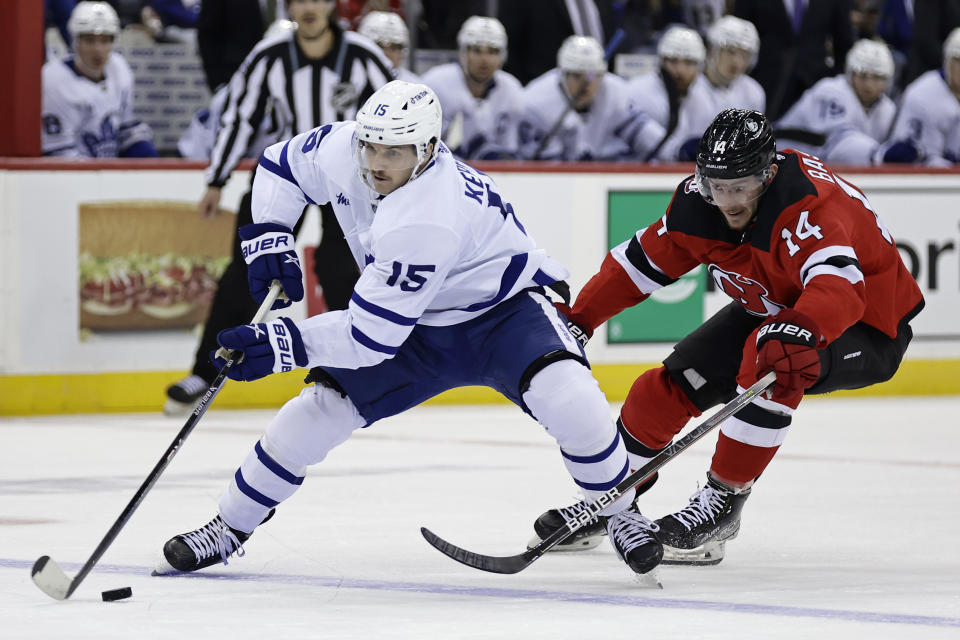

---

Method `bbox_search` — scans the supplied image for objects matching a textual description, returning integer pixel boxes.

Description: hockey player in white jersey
[420,16,524,159]
[357,10,420,83]
[519,35,659,161]
[776,39,897,165]
[665,16,766,162]
[624,25,707,162]
[41,2,157,157]
[880,27,960,166]
[158,81,663,582]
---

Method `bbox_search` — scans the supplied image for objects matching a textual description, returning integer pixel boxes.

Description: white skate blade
[631,566,663,589]
[661,540,726,566]
[527,533,605,552]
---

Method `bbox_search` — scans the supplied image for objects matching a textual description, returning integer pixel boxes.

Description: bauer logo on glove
[211,317,308,382]
[239,222,304,309]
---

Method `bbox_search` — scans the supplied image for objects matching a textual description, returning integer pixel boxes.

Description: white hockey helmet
[354,80,443,188]
[457,15,508,60]
[557,35,606,73]
[657,25,706,65]
[68,1,120,40]
[264,19,297,40]
[945,27,960,63]
[358,11,409,49]
[706,16,759,69]
[846,39,895,80]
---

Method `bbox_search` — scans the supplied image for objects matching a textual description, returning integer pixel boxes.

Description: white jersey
[623,71,710,162]
[394,67,421,84]
[41,54,153,157]
[420,63,524,159]
[519,68,660,161]
[776,75,896,164]
[252,122,569,370]
[887,70,960,166]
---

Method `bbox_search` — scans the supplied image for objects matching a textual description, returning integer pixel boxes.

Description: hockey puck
[101,587,133,601]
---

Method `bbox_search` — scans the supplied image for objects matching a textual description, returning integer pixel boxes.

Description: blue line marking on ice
[3,558,958,628]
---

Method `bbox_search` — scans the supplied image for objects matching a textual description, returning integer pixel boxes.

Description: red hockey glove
[749,309,824,405]
[555,302,593,348]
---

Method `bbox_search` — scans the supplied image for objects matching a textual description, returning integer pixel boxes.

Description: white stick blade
[31,556,72,600]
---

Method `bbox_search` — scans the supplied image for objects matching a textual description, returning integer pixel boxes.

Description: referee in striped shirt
[166,0,394,412]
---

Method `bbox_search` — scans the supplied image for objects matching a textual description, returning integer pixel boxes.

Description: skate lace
[182,516,245,566]
[177,375,208,396]
[609,510,660,553]
[557,501,598,524]
[672,484,727,531]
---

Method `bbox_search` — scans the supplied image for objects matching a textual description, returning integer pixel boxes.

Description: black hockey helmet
[695,108,776,205]
[696,108,775,179]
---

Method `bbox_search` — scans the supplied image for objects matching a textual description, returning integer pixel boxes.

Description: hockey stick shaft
[31,281,283,600]
[420,370,777,574]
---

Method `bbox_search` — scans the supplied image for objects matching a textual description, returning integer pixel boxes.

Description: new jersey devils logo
[708,265,785,317]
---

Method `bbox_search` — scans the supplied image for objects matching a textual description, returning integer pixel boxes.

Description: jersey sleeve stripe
[799,246,864,286]
[350,292,419,326]
[459,253,528,312]
[258,151,318,205]
[611,236,677,294]
[350,325,401,355]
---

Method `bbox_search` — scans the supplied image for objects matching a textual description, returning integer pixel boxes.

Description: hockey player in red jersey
[531,108,924,569]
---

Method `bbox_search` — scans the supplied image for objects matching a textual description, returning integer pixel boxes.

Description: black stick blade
[420,528,537,574]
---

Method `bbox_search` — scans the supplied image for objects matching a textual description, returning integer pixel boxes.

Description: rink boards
[1,160,958,414]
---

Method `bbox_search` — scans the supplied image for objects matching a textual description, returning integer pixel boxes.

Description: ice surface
[2,396,959,639]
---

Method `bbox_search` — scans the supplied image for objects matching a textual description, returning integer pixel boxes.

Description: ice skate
[528,500,607,551]
[606,506,664,587]
[163,374,210,416]
[153,509,274,574]
[656,474,751,566]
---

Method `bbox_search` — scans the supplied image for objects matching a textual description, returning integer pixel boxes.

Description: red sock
[620,366,702,449]
[710,432,779,485]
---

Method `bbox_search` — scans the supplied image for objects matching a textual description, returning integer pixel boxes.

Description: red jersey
[573,150,924,343]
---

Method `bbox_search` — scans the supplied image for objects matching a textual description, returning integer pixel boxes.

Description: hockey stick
[30,281,284,600]
[420,370,776,574]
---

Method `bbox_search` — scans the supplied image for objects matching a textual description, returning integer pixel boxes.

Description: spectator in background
[42,1,158,157]
[659,15,765,162]
[140,0,200,42]
[734,0,854,120]
[777,39,897,165]
[624,25,706,161]
[881,27,960,166]
[499,0,604,85]
[519,35,657,161]
[421,16,524,159]
[677,0,730,35]
[46,0,79,47]
[165,0,393,414]
[357,10,419,81]
[337,0,403,30]
[417,0,489,50]
[903,0,959,85]
[197,0,267,92]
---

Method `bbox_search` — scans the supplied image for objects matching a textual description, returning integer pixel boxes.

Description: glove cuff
[278,317,309,368]
[757,308,823,350]
[238,222,294,240]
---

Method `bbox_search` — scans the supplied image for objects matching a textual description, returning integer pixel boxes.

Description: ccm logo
[242,235,290,259]
[757,322,813,342]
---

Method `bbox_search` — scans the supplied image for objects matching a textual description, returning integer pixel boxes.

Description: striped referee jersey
[206,24,394,188]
